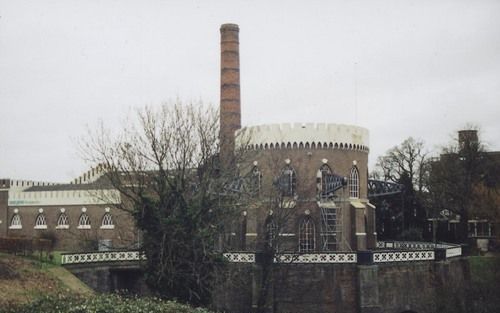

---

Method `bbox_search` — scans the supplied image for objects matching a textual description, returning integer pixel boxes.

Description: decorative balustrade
[274,252,357,264]
[373,250,435,263]
[61,241,462,266]
[376,240,462,260]
[61,250,145,265]
[222,252,255,263]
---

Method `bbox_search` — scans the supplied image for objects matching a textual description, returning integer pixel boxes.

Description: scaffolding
[320,207,342,251]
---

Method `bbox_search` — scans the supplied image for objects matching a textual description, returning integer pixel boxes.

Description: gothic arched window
[56,213,69,229]
[251,166,262,194]
[9,213,22,229]
[349,166,360,198]
[299,216,315,252]
[34,213,47,229]
[318,164,333,199]
[78,213,91,229]
[279,165,297,197]
[101,213,114,229]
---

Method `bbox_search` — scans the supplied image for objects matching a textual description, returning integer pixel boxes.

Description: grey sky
[1,0,499,182]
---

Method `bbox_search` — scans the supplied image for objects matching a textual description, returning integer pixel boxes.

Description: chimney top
[220,23,239,31]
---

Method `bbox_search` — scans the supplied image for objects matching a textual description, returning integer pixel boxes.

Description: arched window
[251,166,262,194]
[279,165,297,197]
[78,213,91,229]
[56,213,69,229]
[349,167,360,198]
[318,164,333,199]
[34,213,47,229]
[265,217,279,248]
[299,216,315,252]
[101,213,114,229]
[9,213,22,229]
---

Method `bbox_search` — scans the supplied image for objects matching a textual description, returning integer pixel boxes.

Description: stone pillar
[220,23,241,166]
[357,265,382,313]
[355,207,367,250]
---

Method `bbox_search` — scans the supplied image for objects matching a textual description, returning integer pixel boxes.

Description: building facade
[0,167,138,250]
[1,23,376,254]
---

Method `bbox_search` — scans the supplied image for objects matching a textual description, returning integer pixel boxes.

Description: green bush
[397,227,423,241]
[0,294,214,313]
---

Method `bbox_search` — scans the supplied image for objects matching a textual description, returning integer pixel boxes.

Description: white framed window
[56,213,69,229]
[34,213,47,229]
[77,213,91,229]
[299,216,315,252]
[9,213,22,229]
[349,167,360,199]
[100,213,114,229]
[279,165,297,197]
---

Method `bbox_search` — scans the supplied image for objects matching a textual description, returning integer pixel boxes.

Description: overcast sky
[1,0,499,182]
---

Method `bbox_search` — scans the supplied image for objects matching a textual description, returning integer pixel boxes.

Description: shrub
[397,227,424,241]
[0,294,214,313]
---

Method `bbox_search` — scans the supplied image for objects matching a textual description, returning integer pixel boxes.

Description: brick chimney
[220,23,241,165]
[458,129,478,153]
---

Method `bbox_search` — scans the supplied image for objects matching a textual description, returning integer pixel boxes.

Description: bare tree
[376,137,429,193]
[374,137,430,235]
[80,101,244,305]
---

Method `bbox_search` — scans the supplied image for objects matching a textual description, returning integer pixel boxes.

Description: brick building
[219,23,376,253]
[1,23,376,253]
[0,167,138,250]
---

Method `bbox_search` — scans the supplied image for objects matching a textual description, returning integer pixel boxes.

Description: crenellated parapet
[236,123,369,152]
[70,164,109,185]
[1,179,60,191]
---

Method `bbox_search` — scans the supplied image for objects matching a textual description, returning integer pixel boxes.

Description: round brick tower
[236,123,375,252]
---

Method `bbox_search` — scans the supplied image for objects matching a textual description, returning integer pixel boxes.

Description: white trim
[100,225,115,230]
[55,225,69,230]
[9,225,22,229]
[245,233,258,236]
[279,233,296,237]
[34,225,47,230]
[77,225,91,230]
[355,232,367,236]
[8,189,121,206]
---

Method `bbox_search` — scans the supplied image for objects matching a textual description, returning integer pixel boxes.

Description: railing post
[434,248,446,261]
[357,250,373,265]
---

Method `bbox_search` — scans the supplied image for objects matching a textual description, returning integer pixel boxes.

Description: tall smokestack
[220,23,241,165]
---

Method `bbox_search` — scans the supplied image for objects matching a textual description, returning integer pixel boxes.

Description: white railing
[222,252,256,263]
[61,250,145,265]
[274,253,357,264]
[61,241,462,266]
[376,240,462,260]
[373,250,435,263]
[377,241,437,250]
[445,246,462,258]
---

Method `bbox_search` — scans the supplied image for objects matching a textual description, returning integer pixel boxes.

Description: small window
[251,166,262,194]
[101,213,114,229]
[349,167,360,198]
[34,213,47,229]
[265,218,279,248]
[9,214,22,229]
[78,213,91,229]
[56,213,69,229]
[278,165,297,197]
[299,216,315,252]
